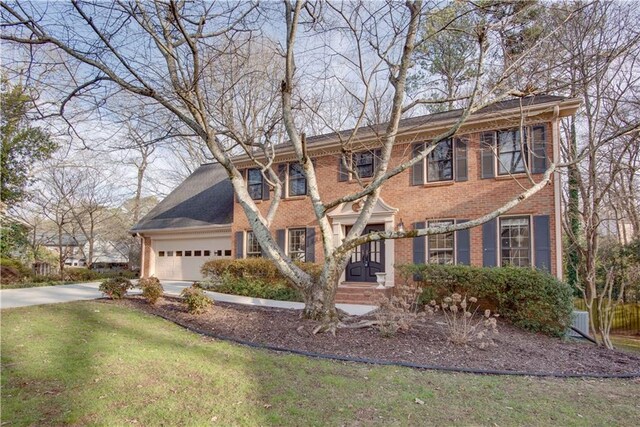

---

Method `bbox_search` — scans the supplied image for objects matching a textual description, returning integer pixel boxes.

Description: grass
[611,335,640,354]
[2,301,639,426]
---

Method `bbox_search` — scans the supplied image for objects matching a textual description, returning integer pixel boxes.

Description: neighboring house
[134,95,580,285]
[39,234,87,267]
[91,237,130,271]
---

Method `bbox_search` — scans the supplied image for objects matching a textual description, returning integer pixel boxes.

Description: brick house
[134,95,580,286]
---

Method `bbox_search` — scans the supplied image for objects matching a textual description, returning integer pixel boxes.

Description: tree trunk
[301,272,340,323]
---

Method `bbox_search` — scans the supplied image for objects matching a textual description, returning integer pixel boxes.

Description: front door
[345,224,385,282]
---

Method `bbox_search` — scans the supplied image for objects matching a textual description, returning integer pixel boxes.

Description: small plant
[375,281,424,337]
[181,285,213,314]
[427,293,498,348]
[138,276,163,305]
[99,277,133,299]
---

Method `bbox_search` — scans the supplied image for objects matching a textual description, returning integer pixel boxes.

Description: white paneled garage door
[151,235,231,281]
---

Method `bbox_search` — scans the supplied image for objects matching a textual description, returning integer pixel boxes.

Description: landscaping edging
[114,297,640,379]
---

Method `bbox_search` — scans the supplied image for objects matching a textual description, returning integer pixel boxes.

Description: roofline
[130,223,232,235]
[232,97,581,166]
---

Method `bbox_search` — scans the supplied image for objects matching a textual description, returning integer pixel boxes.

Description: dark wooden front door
[345,224,385,282]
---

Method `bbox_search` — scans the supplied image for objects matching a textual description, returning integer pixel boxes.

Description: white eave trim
[232,98,582,166]
[131,224,232,236]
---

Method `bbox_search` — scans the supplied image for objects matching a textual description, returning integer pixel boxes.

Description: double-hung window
[288,228,306,261]
[500,217,531,267]
[427,139,454,182]
[427,220,455,264]
[246,231,262,258]
[353,151,375,178]
[497,129,528,175]
[247,169,263,200]
[288,163,307,196]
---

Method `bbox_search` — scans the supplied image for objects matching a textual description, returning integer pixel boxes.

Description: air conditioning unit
[568,310,590,338]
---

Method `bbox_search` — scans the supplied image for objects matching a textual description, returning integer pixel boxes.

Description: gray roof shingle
[131,163,233,231]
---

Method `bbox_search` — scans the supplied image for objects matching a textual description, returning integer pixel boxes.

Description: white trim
[552,111,563,280]
[133,224,232,235]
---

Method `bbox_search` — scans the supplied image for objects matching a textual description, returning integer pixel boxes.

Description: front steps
[335,282,394,305]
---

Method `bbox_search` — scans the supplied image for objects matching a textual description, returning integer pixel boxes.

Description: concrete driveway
[0,281,193,310]
[0,281,375,315]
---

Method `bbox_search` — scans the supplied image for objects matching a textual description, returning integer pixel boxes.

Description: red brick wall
[232,120,558,279]
[142,236,151,278]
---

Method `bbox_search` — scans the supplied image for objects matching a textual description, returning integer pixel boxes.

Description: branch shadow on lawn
[2,299,640,426]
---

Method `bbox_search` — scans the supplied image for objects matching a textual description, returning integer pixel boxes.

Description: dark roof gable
[131,163,233,232]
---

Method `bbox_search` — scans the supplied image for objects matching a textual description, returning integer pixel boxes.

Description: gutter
[130,223,232,236]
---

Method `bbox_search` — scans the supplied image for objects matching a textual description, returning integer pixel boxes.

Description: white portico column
[384,219,395,287]
[332,221,347,283]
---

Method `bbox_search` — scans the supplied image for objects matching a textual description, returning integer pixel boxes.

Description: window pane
[194,250,202,256]
[247,169,263,199]
[500,217,531,267]
[204,250,210,256]
[427,220,454,264]
[288,164,307,196]
[158,251,165,257]
[427,139,453,182]
[498,130,527,174]
[247,231,262,258]
[288,228,306,262]
[353,152,374,178]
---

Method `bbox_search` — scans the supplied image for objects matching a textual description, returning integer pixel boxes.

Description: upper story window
[246,231,262,258]
[247,169,263,200]
[353,151,375,178]
[427,139,453,182]
[427,220,455,264]
[412,138,467,185]
[288,228,306,261]
[288,163,307,196]
[500,217,531,267]
[497,129,528,175]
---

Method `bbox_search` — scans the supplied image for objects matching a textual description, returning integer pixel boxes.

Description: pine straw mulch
[109,295,640,377]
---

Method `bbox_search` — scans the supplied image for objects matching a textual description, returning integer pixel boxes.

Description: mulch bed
[111,296,640,376]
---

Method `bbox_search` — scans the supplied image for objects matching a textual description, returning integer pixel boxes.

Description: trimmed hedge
[398,264,574,337]
[199,258,320,302]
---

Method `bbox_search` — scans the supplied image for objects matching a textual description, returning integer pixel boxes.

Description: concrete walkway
[0,280,376,316]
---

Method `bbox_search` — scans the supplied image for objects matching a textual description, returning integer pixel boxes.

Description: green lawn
[2,302,639,426]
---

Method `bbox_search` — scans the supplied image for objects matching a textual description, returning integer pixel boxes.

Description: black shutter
[277,163,287,180]
[235,231,244,259]
[276,229,286,252]
[481,132,495,179]
[455,138,468,182]
[262,171,270,201]
[374,148,382,173]
[534,215,551,272]
[412,221,426,264]
[456,219,470,265]
[531,125,547,174]
[338,155,349,182]
[482,219,497,267]
[411,143,424,186]
[305,227,316,262]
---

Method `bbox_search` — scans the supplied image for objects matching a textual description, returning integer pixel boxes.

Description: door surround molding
[327,198,398,286]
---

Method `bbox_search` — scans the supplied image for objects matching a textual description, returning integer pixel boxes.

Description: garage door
[152,236,231,281]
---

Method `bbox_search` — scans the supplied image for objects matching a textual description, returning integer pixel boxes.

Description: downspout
[552,105,563,281]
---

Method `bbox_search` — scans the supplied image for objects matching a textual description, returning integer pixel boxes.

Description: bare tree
[546,1,640,348]
[0,0,602,329]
